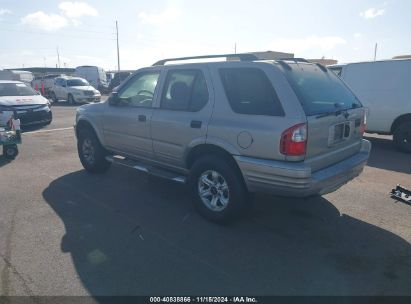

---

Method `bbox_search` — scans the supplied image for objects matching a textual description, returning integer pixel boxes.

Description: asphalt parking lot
[0,101,410,297]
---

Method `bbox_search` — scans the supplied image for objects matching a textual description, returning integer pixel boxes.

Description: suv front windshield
[283,64,362,116]
[0,83,37,96]
[67,79,89,87]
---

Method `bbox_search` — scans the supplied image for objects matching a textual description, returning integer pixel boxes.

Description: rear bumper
[234,139,371,197]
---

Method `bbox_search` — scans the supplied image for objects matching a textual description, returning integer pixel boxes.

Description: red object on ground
[41,83,45,95]
[35,83,39,91]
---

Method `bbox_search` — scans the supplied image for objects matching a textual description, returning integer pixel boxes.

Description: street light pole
[374,43,378,61]
[116,20,120,72]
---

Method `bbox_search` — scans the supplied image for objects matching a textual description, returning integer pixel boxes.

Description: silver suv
[75,54,371,222]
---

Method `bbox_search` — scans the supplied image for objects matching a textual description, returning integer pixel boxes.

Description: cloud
[75,55,103,64]
[0,8,11,16]
[59,1,98,18]
[21,11,68,31]
[71,19,82,27]
[138,7,182,26]
[360,8,385,19]
[354,33,362,39]
[268,35,347,53]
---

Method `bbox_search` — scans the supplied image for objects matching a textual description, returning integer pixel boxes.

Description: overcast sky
[0,0,410,70]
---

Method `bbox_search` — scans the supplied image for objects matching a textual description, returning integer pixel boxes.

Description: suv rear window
[161,69,209,111]
[219,68,284,116]
[283,64,361,116]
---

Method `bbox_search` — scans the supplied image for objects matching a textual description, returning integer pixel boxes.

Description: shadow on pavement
[42,168,411,296]
[0,155,12,167]
[365,136,411,175]
[21,123,51,133]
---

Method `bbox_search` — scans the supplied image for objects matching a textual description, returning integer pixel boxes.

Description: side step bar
[106,155,187,184]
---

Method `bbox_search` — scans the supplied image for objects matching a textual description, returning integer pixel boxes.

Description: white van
[74,66,108,92]
[329,59,411,153]
[0,70,34,84]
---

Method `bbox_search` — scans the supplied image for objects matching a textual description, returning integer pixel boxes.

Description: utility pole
[116,20,120,71]
[56,46,61,68]
[374,43,378,61]
[234,42,237,54]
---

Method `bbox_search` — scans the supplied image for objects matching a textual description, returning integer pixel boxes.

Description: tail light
[280,123,307,156]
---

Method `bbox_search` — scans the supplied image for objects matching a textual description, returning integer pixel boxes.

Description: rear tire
[68,94,76,105]
[393,121,411,153]
[77,128,111,173]
[189,156,249,223]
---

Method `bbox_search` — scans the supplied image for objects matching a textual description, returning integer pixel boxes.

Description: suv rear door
[150,65,214,168]
[282,63,366,171]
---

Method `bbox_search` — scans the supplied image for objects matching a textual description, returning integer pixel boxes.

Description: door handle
[138,115,146,122]
[190,120,202,129]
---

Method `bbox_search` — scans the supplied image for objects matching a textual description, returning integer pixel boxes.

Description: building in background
[228,51,294,61]
[9,67,75,78]
[307,58,338,66]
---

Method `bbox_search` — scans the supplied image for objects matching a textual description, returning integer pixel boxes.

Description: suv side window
[161,69,209,111]
[118,72,160,108]
[219,68,284,116]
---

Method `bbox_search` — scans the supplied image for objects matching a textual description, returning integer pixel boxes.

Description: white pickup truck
[329,59,411,153]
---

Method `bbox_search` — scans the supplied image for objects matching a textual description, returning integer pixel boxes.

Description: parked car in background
[75,54,370,222]
[31,74,61,98]
[0,80,52,128]
[107,71,132,92]
[329,59,411,153]
[50,76,101,105]
[0,70,34,84]
[75,66,108,93]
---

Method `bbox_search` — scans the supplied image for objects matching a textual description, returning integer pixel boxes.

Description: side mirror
[108,92,120,106]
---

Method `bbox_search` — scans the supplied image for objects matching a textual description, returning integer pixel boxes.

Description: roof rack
[315,63,328,72]
[277,58,309,63]
[152,53,259,66]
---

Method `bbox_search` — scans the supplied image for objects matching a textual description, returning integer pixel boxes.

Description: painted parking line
[23,127,74,135]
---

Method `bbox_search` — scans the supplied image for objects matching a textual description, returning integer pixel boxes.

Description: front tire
[393,121,411,153]
[50,92,58,103]
[77,128,111,173]
[189,156,249,223]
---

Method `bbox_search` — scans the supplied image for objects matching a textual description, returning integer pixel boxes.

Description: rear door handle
[190,120,202,129]
[138,115,146,122]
